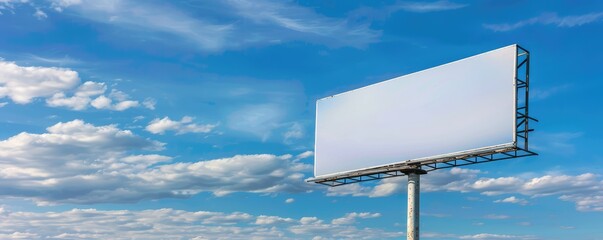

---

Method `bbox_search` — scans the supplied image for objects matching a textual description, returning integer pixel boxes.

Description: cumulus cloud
[46,81,106,110]
[255,215,294,225]
[484,12,603,32]
[327,168,603,212]
[146,116,217,135]
[331,212,381,225]
[33,8,48,19]
[0,60,141,111]
[327,168,484,198]
[0,120,315,204]
[494,196,528,205]
[48,84,139,111]
[0,60,79,104]
[285,198,295,204]
[0,207,399,239]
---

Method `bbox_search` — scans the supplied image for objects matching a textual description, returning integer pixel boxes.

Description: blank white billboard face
[315,45,517,178]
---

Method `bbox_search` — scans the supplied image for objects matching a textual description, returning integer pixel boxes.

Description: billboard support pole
[402,168,427,240]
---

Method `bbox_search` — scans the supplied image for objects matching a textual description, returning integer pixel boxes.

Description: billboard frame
[308,45,537,187]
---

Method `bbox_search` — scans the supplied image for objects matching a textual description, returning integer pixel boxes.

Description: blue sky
[0,0,602,239]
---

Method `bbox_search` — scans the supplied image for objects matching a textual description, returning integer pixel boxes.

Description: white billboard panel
[315,45,517,178]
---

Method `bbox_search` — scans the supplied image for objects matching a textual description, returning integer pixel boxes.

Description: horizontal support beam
[308,148,537,186]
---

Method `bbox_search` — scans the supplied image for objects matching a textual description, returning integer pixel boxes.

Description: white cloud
[46,81,106,110]
[327,168,484,197]
[326,167,603,212]
[0,232,40,239]
[46,81,139,111]
[285,198,295,204]
[295,151,314,160]
[0,102,7,107]
[112,99,139,111]
[146,116,217,135]
[226,0,380,48]
[89,94,111,108]
[484,12,603,32]
[142,97,156,110]
[393,1,467,13]
[49,0,82,12]
[459,233,537,239]
[283,122,304,144]
[0,0,27,14]
[0,60,141,111]
[255,215,294,225]
[0,207,400,239]
[331,212,381,225]
[0,120,315,204]
[23,54,82,66]
[0,60,79,104]
[530,84,570,101]
[349,0,466,22]
[36,0,379,51]
[531,131,582,154]
[228,103,285,141]
[33,8,47,19]
[483,214,510,220]
[494,196,528,205]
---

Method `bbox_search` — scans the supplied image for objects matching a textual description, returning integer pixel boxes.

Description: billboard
[314,45,518,178]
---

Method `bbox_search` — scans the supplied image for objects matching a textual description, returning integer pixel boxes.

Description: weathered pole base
[401,168,427,240]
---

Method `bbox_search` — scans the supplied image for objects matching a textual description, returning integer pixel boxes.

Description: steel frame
[309,45,537,187]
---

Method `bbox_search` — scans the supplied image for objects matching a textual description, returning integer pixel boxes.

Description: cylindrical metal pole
[407,172,420,240]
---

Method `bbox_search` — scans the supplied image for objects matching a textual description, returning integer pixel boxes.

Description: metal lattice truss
[309,45,537,187]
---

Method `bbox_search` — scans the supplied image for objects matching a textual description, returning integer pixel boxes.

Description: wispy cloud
[59,0,233,51]
[225,0,380,48]
[531,84,570,101]
[22,54,82,66]
[531,131,583,154]
[227,103,286,141]
[38,0,379,51]
[0,0,25,14]
[349,0,467,21]
[394,0,467,13]
[484,12,603,32]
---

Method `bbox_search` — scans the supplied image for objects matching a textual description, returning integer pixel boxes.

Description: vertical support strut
[402,168,427,240]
